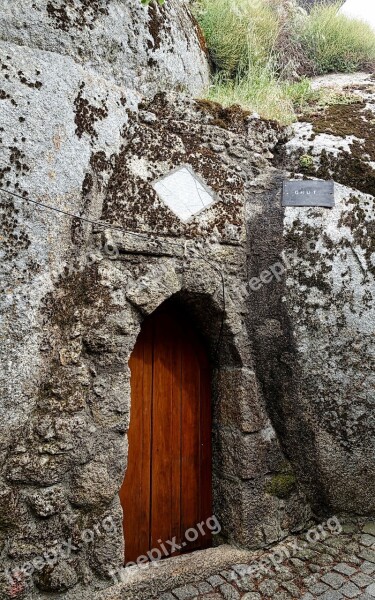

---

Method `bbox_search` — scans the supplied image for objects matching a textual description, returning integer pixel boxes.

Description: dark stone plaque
[282,180,334,207]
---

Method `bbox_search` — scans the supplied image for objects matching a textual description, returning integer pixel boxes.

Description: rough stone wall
[283,185,375,514]
[0,30,310,598]
[0,4,216,599]
[0,0,209,454]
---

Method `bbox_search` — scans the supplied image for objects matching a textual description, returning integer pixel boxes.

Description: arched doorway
[119,301,212,565]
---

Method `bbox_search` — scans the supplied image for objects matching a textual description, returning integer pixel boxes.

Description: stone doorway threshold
[96,545,255,600]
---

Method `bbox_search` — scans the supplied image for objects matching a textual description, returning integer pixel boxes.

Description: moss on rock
[266,472,297,499]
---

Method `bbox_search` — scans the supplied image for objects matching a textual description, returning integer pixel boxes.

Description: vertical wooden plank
[119,321,153,564]
[180,327,201,552]
[120,303,213,564]
[199,345,213,549]
[170,312,182,555]
[150,311,174,553]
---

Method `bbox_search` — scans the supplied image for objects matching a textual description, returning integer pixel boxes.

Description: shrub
[194,0,375,123]
[195,0,280,75]
[300,2,375,74]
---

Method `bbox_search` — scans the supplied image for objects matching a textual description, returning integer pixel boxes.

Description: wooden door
[119,304,212,564]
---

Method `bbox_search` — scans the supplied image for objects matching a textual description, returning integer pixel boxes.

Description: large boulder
[0,0,209,446]
[0,5,209,597]
[0,0,209,98]
[254,73,375,515]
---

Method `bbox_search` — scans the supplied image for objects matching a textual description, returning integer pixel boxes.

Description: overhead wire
[0,185,226,364]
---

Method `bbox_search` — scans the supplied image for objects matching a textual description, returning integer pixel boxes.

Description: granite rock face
[283,185,375,513]
[0,0,209,98]
[262,74,375,516]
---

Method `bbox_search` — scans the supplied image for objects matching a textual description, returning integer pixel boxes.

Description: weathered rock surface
[284,74,375,197]
[0,0,209,98]
[265,73,375,515]
[0,66,309,597]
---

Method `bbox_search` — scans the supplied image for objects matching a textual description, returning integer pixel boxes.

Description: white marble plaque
[153,165,216,223]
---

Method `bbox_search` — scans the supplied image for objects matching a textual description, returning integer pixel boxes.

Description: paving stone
[272,592,292,600]
[297,548,319,560]
[345,556,363,566]
[221,570,238,582]
[301,594,314,600]
[219,583,240,600]
[340,582,362,598]
[200,595,222,600]
[290,558,310,576]
[172,584,199,599]
[361,562,375,575]
[334,563,358,576]
[321,572,347,589]
[160,594,176,600]
[365,584,375,597]
[315,553,335,566]
[363,524,375,536]
[281,580,301,596]
[207,575,226,589]
[361,536,375,548]
[290,558,305,568]
[299,548,318,560]
[242,594,261,600]
[322,545,342,557]
[275,566,294,581]
[326,538,351,549]
[232,564,252,577]
[342,524,357,534]
[258,578,280,595]
[197,581,213,593]
[318,590,344,600]
[304,574,320,587]
[356,595,374,600]
[309,564,323,573]
[309,581,330,594]
[346,542,361,552]
[352,573,375,588]
[236,576,256,592]
[359,549,375,564]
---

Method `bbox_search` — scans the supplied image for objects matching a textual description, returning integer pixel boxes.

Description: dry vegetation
[193,0,375,123]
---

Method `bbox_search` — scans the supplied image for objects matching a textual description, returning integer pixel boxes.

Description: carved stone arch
[124,259,249,369]
[89,255,310,576]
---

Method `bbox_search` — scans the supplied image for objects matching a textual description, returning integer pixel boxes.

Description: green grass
[301,3,375,74]
[195,0,280,75]
[193,0,375,124]
[207,70,317,124]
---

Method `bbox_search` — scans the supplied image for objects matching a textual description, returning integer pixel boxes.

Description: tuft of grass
[195,0,280,75]
[207,69,318,124]
[300,2,375,75]
[194,0,375,124]
[299,154,314,169]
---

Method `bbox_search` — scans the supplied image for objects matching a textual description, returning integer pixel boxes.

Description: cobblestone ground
[161,521,375,600]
